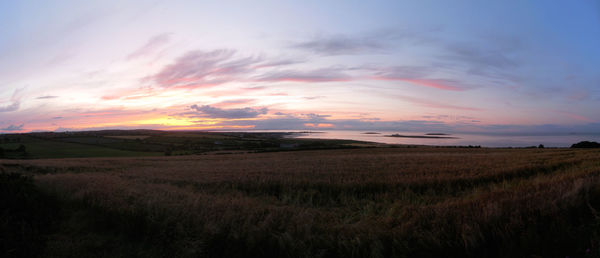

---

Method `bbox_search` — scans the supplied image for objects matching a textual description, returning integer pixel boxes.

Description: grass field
[3,147,600,257]
[0,136,160,159]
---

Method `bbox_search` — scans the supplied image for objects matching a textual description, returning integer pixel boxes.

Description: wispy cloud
[144,47,476,90]
[252,58,304,69]
[190,104,267,119]
[292,29,429,55]
[0,89,22,112]
[146,49,263,88]
[127,33,171,60]
[255,68,352,83]
[433,36,523,86]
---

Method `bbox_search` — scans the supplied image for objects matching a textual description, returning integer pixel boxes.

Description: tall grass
[4,147,600,257]
[0,172,58,258]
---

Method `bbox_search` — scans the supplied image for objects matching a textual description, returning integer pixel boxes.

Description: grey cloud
[1,124,24,131]
[190,104,267,119]
[0,102,19,112]
[303,113,331,120]
[303,96,325,100]
[37,95,59,99]
[294,34,384,55]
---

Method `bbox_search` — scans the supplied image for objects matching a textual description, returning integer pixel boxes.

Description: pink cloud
[146,49,262,88]
[213,99,256,108]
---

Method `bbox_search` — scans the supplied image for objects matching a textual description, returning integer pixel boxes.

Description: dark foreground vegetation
[572,141,600,148]
[3,147,600,257]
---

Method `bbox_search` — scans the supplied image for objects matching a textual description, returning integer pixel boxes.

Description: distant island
[362,132,381,134]
[386,133,458,139]
[425,133,451,136]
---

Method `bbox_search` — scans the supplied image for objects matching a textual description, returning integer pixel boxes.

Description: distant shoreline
[386,134,458,139]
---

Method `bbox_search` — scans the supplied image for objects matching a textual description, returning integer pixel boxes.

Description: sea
[236,130,600,148]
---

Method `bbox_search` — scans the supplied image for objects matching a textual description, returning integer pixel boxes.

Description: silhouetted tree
[538,144,544,148]
[571,141,600,148]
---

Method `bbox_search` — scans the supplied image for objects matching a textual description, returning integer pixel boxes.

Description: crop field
[3,147,600,257]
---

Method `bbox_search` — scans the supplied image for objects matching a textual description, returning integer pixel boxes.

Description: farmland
[0,130,375,159]
[3,146,600,257]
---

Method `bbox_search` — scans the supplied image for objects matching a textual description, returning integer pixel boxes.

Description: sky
[1,0,599,134]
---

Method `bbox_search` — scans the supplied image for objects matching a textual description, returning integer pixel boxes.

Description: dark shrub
[571,141,600,148]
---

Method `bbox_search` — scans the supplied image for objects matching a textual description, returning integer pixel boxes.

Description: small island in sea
[362,132,381,134]
[425,133,451,136]
[386,133,458,139]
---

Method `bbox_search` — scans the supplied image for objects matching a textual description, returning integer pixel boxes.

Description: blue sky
[1,0,599,133]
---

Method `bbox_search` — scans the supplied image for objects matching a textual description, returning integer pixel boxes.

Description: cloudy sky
[1,0,599,133]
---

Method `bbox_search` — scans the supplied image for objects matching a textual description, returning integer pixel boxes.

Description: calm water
[285,130,600,148]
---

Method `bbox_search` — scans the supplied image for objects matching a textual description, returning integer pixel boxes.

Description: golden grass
[4,147,600,257]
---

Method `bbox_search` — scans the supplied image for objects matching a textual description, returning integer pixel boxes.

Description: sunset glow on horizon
[1,0,599,134]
